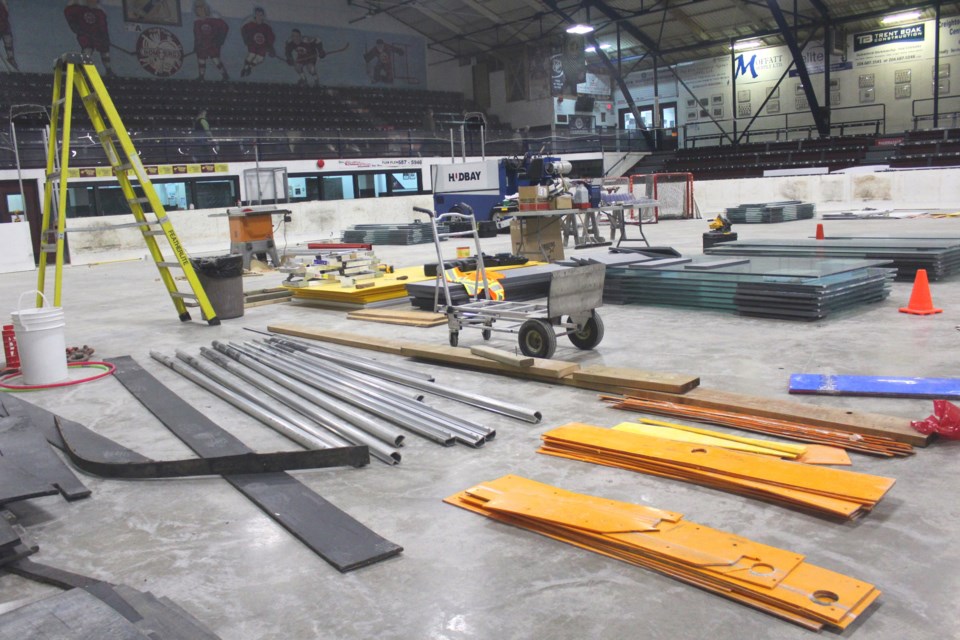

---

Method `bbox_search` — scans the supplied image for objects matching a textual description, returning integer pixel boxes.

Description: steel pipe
[151,351,338,452]
[236,341,487,447]
[213,341,461,447]
[261,342,495,440]
[268,337,542,423]
[251,329,435,383]
[246,341,491,445]
[172,350,352,451]
[232,341,479,447]
[199,347,402,465]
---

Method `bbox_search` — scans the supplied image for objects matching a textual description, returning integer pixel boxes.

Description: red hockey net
[629,172,696,222]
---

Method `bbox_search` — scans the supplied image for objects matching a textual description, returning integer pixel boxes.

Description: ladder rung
[144,230,167,236]
[157,261,182,269]
[41,244,57,252]
[127,197,150,204]
[115,163,134,172]
[98,128,116,139]
[46,171,61,181]
[82,93,99,104]
[54,98,66,106]
[170,292,198,300]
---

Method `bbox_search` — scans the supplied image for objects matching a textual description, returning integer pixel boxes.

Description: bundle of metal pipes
[150,333,541,466]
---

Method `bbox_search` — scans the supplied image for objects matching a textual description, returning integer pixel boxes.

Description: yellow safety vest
[444,267,505,301]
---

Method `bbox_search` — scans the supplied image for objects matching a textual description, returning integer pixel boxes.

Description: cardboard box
[509,217,565,262]
[553,195,573,210]
[518,185,547,202]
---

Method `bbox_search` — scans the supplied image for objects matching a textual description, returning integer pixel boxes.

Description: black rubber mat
[107,356,402,572]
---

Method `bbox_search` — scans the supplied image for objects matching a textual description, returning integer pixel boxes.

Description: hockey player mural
[64,0,115,77]
[193,0,229,80]
[363,38,403,84]
[285,29,322,86]
[239,6,275,79]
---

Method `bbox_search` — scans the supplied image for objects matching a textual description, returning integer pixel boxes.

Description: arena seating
[889,128,960,168]
[0,71,476,133]
[664,136,872,179]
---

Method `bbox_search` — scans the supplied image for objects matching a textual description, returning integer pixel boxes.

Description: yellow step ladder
[37,54,220,325]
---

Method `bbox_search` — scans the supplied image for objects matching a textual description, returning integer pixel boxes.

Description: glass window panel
[96,185,130,216]
[6,194,24,214]
[357,173,387,198]
[65,186,96,218]
[194,179,237,209]
[156,182,188,210]
[390,172,419,194]
[322,175,352,200]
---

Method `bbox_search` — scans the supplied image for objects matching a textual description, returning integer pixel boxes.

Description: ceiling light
[731,39,763,51]
[881,10,921,24]
[566,24,595,35]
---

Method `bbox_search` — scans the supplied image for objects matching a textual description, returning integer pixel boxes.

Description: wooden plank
[400,344,578,380]
[347,309,447,327]
[469,345,534,367]
[789,373,960,399]
[267,324,407,355]
[620,387,930,447]
[570,365,700,394]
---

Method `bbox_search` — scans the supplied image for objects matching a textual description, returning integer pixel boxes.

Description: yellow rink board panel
[444,474,881,631]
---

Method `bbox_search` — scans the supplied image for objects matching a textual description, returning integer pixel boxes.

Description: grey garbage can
[190,254,244,320]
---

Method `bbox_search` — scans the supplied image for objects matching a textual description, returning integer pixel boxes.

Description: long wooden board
[399,344,579,380]
[570,365,699,394]
[268,324,407,355]
[347,309,447,327]
[621,387,930,447]
[469,345,534,367]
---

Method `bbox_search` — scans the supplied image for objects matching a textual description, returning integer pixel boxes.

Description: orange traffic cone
[899,269,942,315]
[815,223,825,240]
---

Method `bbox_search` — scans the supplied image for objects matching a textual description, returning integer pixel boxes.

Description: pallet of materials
[287,265,433,309]
[705,237,960,281]
[724,201,816,223]
[445,474,881,631]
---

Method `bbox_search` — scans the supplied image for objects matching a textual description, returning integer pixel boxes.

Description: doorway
[620,101,678,151]
[0,179,45,264]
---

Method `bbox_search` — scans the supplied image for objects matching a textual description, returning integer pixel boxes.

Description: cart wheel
[518,319,557,359]
[567,312,605,350]
[449,331,459,347]
[482,327,492,341]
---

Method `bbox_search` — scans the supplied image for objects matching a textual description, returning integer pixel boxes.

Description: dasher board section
[106,356,402,573]
[790,373,960,399]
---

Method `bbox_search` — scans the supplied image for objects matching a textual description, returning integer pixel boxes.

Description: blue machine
[431,155,563,236]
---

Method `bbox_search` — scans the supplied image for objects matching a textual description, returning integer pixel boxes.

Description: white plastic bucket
[10,291,68,385]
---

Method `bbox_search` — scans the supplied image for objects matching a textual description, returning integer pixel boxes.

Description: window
[63,176,240,218]
[291,170,424,202]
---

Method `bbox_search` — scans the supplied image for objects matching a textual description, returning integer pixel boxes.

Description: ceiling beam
[459,0,530,43]
[669,6,711,42]
[408,3,466,35]
[766,0,829,137]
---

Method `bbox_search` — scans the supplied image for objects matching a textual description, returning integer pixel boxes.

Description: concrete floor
[1,215,959,639]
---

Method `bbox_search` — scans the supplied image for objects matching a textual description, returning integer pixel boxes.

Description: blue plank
[789,374,960,398]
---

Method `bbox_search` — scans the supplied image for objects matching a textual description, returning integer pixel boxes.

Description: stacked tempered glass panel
[603,256,894,320]
[724,201,815,223]
[705,237,960,280]
[342,223,449,245]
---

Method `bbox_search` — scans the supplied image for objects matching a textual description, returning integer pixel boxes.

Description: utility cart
[415,206,606,359]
